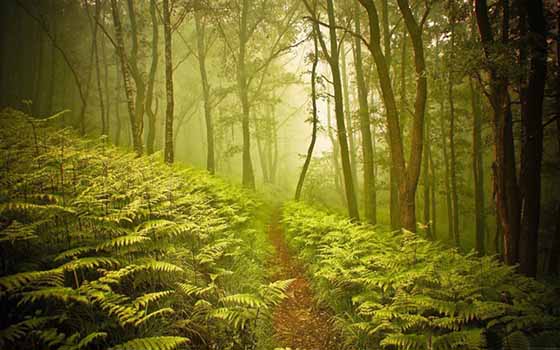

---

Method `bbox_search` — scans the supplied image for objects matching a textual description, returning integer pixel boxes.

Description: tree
[295,28,319,201]
[353,2,376,224]
[110,0,143,156]
[359,0,428,231]
[195,0,215,174]
[162,0,174,164]
[304,0,360,220]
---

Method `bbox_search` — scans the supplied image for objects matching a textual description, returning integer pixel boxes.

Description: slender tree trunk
[471,78,486,255]
[238,0,255,188]
[145,0,159,155]
[195,3,215,174]
[422,112,432,238]
[440,98,453,239]
[429,150,437,238]
[110,0,142,156]
[101,16,110,138]
[92,0,106,135]
[340,42,359,196]
[518,0,547,277]
[448,4,460,246]
[295,30,319,201]
[162,0,174,164]
[114,58,122,147]
[360,0,426,231]
[475,0,521,265]
[353,3,376,224]
[327,95,344,202]
[323,0,360,220]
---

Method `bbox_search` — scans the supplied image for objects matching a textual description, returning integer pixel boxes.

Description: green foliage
[0,109,275,350]
[110,336,189,350]
[282,201,560,350]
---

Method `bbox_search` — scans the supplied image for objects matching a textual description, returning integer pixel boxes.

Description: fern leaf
[60,257,119,271]
[110,336,189,350]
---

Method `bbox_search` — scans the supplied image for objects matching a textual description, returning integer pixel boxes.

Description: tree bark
[475,0,521,265]
[353,3,376,224]
[518,0,547,277]
[470,78,486,256]
[340,41,359,197]
[238,0,255,188]
[110,0,142,156]
[448,3,460,246]
[195,2,215,174]
[295,29,319,201]
[162,0,174,164]
[145,0,159,155]
[359,0,427,231]
[323,0,360,220]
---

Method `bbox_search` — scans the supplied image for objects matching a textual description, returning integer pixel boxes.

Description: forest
[0,0,559,349]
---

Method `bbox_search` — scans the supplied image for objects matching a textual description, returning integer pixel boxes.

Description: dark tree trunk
[448,4,460,246]
[340,41,359,197]
[162,0,174,164]
[518,0,547,277]
[295,30,319,201]
[111,0,143,156]
[471,78,486,256]
[475,0,521,265]
[353,3,376,224]
[324,0,360,220]
[145,0,159,155]
[327,96,345,203]
[238,0,255,189]
[195,2,215,174]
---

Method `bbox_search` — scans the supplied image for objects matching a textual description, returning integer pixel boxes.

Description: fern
[110,336,189,350]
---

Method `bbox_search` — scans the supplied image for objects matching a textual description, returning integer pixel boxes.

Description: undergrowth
[282,201,560,350]
[0,108,291,350]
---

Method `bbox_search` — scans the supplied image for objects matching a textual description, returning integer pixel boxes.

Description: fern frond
[109,336,189,350]
[17,287,88,305]
[96,235,151,251]
[0,316,59,347]
[220,293,266,309]
[133,290,174,309]
[0,269,64,292]
[60,257,119,271]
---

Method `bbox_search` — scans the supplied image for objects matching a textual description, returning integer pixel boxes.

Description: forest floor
[268,209,342,350]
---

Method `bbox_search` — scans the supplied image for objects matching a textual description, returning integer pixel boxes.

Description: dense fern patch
[282,201,560,350]
[0,109,291,350]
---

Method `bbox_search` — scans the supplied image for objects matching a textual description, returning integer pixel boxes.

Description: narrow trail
[268,209,341,350]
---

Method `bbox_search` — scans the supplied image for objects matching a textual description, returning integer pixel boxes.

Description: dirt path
[268,209,341,350]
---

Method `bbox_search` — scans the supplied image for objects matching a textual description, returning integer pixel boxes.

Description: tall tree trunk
[238,0,255,188]
[429,150,437,237]
[359,0,427,231]
[93,0,106,135]
[162,0,174,164]
[195,3,215,174]
[145,0,159,155]
[353,3,376,224]
[110,0,142,156]
[448,3,460,246]
[422,112,432,238]
[340,41,359,196]
[475,0,521,265]
[471,78,486,256]
[440,98,453,239]
[327,95,344,202]
[295,29,319,201]
[101,16,110,138]
[518,0,547,277]
[114,57,122,147]
[323,0,360,220]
